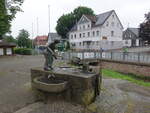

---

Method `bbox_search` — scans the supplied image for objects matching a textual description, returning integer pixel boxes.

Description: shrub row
[14,48,32,55]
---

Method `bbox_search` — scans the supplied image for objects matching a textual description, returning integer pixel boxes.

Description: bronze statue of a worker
[43,40,59,71]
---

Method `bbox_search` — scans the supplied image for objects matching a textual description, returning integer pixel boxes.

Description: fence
[62,51,150,64]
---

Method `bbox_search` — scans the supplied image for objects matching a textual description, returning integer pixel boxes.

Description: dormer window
[112,15,114,18]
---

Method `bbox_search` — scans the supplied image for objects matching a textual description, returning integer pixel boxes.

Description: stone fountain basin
[33,76,68,93]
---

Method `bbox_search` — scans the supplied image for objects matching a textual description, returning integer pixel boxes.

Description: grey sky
[11,0,150,38]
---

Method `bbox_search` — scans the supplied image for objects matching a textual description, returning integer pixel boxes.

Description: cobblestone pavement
[0,55,150,113]
[0,55,44,113]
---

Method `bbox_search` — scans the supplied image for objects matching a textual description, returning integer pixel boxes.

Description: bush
[14,48,32,55]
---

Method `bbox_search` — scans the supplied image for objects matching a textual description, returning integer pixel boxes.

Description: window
[83,25,85,29]
[83,33,85,37]
[93,31,95,36]
[71,34,73,39]
[106,21,109,26]
[88,24,90,28]
[111,31,114,37]
[111,22,114,27]
[112,15,114,18]
[79,42,82,46]
[79,33,82,38]
[125,40,128,44]
[88,32,90,37]
[74,34,76,38]
[96,31,99,36]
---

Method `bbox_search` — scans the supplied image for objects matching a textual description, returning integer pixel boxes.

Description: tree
[0,0,23,39]
[139,12,150,45]
[17,29,31,48]
[56,6,95,39]
[3,35,17,43]
[56,13,75,38]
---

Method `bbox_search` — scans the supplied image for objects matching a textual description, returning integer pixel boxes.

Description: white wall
[0,48,4,55]
[136,39,140,46]
[123,39,132,47]
[6,48,12,55]
[101,12,123,42]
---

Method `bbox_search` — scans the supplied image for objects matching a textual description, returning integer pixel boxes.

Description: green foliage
[139,12,150,45]
[73,6,94,21]
[14,48,32,55]
[17,29,32,48]
[56,6,95,38]
[0,0,23,39]
[102,69,150,87]
[3,35,17,43]
[56,13,75,38]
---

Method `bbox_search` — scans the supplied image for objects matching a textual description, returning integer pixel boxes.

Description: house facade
[69,10,123,51]
[48,33,61,44]
[123,28,141,47]
[0,40,16,56]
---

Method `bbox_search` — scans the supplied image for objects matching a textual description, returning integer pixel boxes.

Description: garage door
[6,48,12,55]
[0,48,4,55]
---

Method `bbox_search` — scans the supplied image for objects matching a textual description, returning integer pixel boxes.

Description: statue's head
[54,40,60,44]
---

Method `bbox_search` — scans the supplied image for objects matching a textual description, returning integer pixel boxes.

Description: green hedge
[14,48,32,55]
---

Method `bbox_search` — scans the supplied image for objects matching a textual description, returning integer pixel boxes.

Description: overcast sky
[11,0,150,38]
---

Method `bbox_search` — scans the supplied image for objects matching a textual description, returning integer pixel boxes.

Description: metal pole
[32,23,34,49]
[48,5,50,33]
[36,17,39,54]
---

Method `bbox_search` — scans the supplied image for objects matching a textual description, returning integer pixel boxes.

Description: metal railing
[61,51,150,64]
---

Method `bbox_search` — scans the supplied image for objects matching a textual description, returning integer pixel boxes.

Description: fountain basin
[33,76,68,93]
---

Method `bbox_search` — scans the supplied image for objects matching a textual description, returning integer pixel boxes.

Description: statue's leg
[49,55,54,69]
[47,52,53,70]
[43,53,49,70]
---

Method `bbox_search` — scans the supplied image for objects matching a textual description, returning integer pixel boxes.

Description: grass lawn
[102,69,150,87]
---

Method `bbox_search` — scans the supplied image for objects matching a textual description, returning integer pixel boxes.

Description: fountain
[33,74,68,93]
[31,43,101,105]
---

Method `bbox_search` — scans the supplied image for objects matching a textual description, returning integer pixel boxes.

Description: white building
[123,28,141,47]
[69,10,123,51]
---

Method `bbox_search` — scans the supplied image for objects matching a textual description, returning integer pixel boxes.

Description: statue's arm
[47,47,57,59]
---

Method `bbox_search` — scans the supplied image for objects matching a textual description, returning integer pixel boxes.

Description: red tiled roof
[35,36,48,41]
[84,15,97,23]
